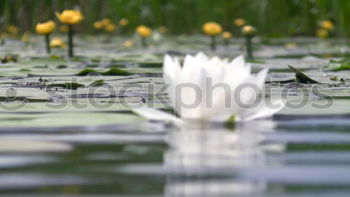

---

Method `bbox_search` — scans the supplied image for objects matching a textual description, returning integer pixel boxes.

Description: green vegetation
[0,0,349,36]
[329,58,350,71]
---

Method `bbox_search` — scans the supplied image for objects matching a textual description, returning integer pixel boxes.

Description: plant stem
[68,24,74,58]
[210,36,216,51]
[45,34,50,54]
[141,37,147,48]
[245,36,253,59]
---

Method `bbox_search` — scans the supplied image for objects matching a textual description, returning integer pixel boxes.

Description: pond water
[1,118,350,196]
[1,36,350,196]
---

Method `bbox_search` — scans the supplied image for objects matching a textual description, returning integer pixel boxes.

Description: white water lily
[132,52,284,123]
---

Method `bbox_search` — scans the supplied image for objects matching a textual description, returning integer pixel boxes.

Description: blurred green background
[0,0,349,37]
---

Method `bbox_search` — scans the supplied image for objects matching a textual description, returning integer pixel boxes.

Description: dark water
[0,116,350,197]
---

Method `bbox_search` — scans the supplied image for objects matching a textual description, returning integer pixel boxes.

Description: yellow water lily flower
[159,26,168,33]
[119,18,129,26]
[105,23,117,32]
[136,25,152,37]
[36,21,55,35]
[320,20,334,31]
[242,25,257,37]
[203,22,222,36]
[101,18,111,26]
[317,29,329,39]
[56,10,83,24]
[222,31,232,39]
[123,40,134,48]
[50,38,65,48]
[93,21,103,29]
[234,18,246,27]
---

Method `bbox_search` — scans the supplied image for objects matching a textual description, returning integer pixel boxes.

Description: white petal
[131,106,180,123]
[230,55,246,68]
[163,55,181,84]
[252,69,268,89]
[179,67,208,119]
[239,99,285,121]
[195,52,209,62]
[183,54,196,68]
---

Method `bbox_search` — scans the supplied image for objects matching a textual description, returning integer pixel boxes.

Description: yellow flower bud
[234,18,246,27]
[119,18,129,26]
[56,10,83,24]
[320,20,333,31]
[203,22,222,36]
[222,31,232,39]
[36,20,55,35]
[159,26,168,33]
[317,29,329,39]
[93,21,103,29]
[136,25,152,37]
[50,38,65,48]
[105,23,117,32]
[123,40,134,48]
[242,25,256,37]
[101,18,111,26]
[285,42,297,49]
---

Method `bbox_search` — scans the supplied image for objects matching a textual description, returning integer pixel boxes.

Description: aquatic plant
[242,25,256,59]
[222,31,232,46]
[202,22,222,51]
[132,53,284,123]
[35,20,55,54]
[136,25,152,47]
[56,10,84,57]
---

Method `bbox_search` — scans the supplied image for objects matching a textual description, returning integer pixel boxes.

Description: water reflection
[163,121,275,197]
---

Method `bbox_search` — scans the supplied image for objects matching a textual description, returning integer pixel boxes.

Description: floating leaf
[288,65,321,84]
[46,82,85,90]
[88,80,105,87]
[76,67,132,76]
[1,55,17,63]
[329,58,350,71]
[56,65,68,69]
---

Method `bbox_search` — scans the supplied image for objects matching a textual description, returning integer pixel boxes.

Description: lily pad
[46,82,85,90]
[288,65,321,84]
[76,67,132,76]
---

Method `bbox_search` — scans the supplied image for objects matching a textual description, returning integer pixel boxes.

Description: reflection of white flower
[163,122,269,196]
[133,52,283,123]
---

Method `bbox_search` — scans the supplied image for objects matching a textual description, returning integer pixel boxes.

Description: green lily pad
[328,58,350,71]
[76,67,132,76]
[288,65,321,84]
